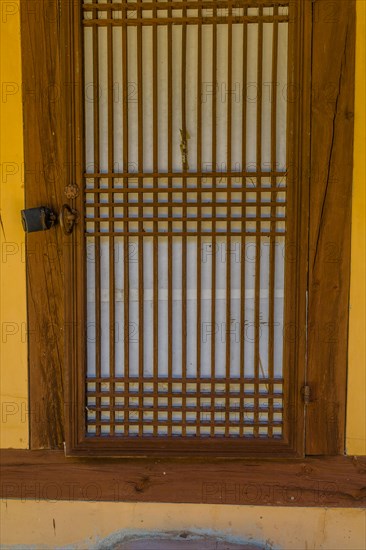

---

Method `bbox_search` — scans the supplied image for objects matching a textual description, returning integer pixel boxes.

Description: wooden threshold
[1,451,365,507]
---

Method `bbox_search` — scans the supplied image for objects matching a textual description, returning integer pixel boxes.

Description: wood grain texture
[1,451,365,507]
[306,0,356,454]
[20,0,66,448]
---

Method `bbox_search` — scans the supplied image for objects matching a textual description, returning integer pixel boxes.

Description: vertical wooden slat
[73,0,86,448]
[225,5,233,437]
[152,0,159,436]
[181,4,188,437]
[307,0,356,454]
[196,5,202,436]
[281,0,309,453]
[122,2,130,435]
[92,4,102,437]
[210,3,218,437]
[254,7,264,438]
[240,6,248,438]
[167,2,173,437]
[268,5,279,439]
[137,0,144,436]
[107,0,116,435]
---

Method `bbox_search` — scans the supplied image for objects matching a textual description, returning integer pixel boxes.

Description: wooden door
[61,0,311,456]
[21,0,356,457]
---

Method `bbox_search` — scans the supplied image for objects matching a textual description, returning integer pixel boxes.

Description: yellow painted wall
[0,2,365,549]
[346,0,366,456]
[1,501,366,550]
[0,0,28,448]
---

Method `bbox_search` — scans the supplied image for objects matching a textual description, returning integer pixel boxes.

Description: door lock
[21,204,79,235]
[21,206,57,233]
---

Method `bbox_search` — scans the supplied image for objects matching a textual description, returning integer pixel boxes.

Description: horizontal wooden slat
[84,172,288,179]
[83,1,291,11]
[85,230,286,237]
[87,201,286,208]
[87,405,284,412]
[85,187,287,194]
[83,17,289,27]
[87,216,286,222]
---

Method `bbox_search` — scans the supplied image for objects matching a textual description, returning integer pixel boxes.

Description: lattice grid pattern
[83,0,290,440]
[85,176,286,236]
[86,378,284,437]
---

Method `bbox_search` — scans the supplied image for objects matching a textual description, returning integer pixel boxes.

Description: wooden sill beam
[1,451,365,507]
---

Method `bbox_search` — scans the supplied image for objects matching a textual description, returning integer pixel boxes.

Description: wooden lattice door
[64,0,311,456]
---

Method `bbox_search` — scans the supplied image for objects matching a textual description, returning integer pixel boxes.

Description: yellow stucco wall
[346,0,366,456]
[0,2,365,549]
[1,501,366,550]
[0,0,28,449]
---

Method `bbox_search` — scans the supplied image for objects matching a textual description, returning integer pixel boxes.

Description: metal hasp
[21,206,57,233]
[59,203,79,235]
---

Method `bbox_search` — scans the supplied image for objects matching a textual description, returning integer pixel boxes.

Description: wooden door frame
[18,0,355,457]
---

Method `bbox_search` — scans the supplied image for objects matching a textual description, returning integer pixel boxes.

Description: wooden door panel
[20,0,66,449]
[20,0,354,456]
[64,0,310,456]
[306,0,356,454]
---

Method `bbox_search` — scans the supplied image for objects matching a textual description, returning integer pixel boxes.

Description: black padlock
[21,206,57,233]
